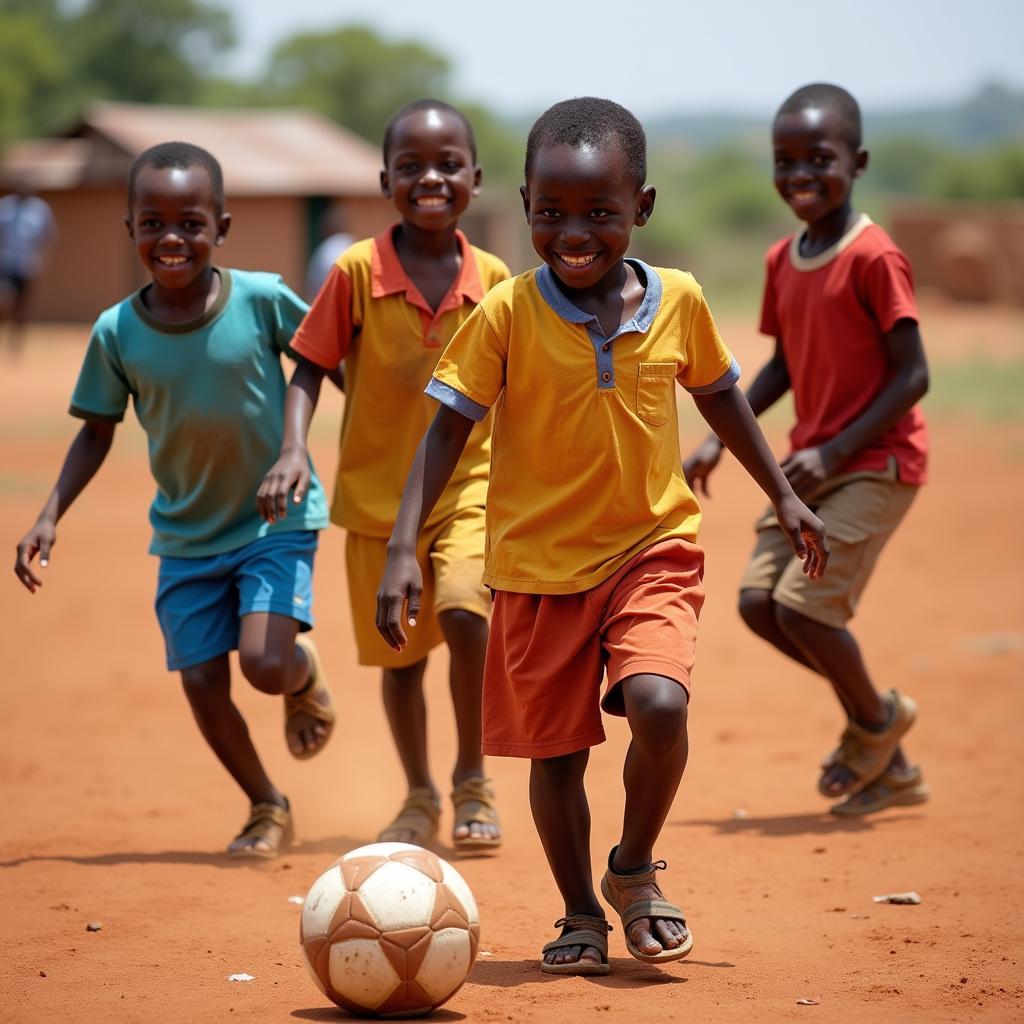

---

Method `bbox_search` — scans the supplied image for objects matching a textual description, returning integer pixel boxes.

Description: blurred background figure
[0,176,56,355]
[305,207,353,300]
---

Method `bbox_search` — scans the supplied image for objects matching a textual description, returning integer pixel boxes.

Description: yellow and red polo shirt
[291,226,510,537]
[427,260,740,594]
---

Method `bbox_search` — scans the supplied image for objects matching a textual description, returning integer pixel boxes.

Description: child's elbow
[910,364,930,401]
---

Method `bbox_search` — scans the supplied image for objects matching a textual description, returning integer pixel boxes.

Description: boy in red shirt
[685,83,930,815]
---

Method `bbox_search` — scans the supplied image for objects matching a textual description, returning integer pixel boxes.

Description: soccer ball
[299,842,480,1018]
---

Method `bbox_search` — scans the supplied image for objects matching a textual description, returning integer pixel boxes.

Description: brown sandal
[830,764,930,816]
[227,801,293,860]
[451,776,502,850]
[818,689,917,798]
[540,914,612,976]
[377,788,441,846]
[600,848,693,963]
[285,635,336,760]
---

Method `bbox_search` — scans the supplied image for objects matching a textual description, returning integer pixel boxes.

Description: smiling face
[772,105,867,227]
[126,164,229,289]
[381,108,480,231]
[521,142,654,292]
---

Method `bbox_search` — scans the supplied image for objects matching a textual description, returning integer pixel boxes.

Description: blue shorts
[155,530,318,671]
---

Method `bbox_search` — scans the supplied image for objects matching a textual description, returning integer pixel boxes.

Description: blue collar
[535,258,662,336]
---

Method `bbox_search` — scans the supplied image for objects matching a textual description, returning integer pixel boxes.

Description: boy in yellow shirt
[259,100,508,849]
[378,98,828,974]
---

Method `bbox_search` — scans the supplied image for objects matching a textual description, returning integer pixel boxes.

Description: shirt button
[601,371,612,383]
[602,343,610,352]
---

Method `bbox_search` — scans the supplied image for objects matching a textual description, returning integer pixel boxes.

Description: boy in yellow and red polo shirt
[258,99,508,850]
[377,97,828,976]
[685,84,930,817]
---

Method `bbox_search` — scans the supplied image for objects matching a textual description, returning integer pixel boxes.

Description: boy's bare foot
[377,788,440,845]
[600,849,693,963]
[451,775,502,848]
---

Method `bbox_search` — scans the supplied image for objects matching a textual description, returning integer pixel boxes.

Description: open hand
[780,446,838,498]
[774,494,829,579]
[682,436,724,498]
[14,518,57,593]
[256,448,310,524]
[376,548,423,652]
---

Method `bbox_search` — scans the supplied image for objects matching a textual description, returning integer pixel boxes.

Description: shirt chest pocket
[635,362,676,426]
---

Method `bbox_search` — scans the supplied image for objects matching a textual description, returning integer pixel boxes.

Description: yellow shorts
[346,506,490,668]
[740,460,918,630]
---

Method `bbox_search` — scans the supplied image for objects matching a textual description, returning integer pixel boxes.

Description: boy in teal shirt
[14,142,335,858]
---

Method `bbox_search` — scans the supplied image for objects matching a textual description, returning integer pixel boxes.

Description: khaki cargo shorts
[740,459,919,629]
[346,505,490,668]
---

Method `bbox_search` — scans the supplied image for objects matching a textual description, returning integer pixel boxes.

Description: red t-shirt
[759,215,928,484]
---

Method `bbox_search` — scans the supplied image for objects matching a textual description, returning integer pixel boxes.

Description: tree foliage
[261,25,450,145]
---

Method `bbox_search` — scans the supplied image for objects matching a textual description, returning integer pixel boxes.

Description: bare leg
[610,673,690,956]
[179,654,285,854]
[238,612,328,757]
[438,608,499,844]
[773,604,910,791]
[531,750,605,968]
[379,658,438,841]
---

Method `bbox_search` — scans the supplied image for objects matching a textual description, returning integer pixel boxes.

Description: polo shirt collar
[370,224,484,305]
[536,258,662,335]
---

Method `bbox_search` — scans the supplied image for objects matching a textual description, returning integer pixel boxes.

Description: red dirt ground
[2,308,1023,1023]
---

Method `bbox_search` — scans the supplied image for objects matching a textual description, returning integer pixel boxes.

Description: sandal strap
[831,690,916,780]
[542,915,612,958]
[618,899,687,930]
[382,789,441,837]
[451,776,500,827]
[235,801,290,840]
[286,639,336,725]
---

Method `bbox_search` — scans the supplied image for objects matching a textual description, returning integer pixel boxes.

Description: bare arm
[692,385,828,578]
[14,419,117,592]
[376,405,476,650]
[781,320,928,494]
[256,356,326,523]
[683,339,790,496]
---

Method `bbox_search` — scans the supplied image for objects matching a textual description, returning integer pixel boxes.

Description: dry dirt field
[2,303,1023,1023]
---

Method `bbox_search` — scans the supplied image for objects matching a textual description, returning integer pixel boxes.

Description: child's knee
[239,649,289,694]
[438,607,488,647]
[625,678,688,750]
[180,661,228,704]
[738,587,775,634]
[773,601,812,641]
[531,750,589,786]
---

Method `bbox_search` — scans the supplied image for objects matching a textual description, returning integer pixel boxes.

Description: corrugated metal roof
[2,102,384,197]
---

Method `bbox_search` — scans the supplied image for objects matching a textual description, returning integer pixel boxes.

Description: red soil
[2,313,1022,1023]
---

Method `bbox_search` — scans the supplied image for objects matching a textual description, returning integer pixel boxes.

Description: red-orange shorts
[482,538,705,759]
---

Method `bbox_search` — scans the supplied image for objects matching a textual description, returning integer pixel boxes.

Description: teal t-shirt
[70,268,330,557]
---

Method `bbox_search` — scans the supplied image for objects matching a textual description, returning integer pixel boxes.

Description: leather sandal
[818,689,918,798]
[600,847,693,963]
[540,914,612,976]
[830,764,930,816]
[227,800,293,860]
[285,635,336,760]
[451,776,502,850]
[377,788,441,846]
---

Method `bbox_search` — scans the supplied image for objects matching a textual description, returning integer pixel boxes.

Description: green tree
[69,0,235,106]
[262,24,451,143]
[0,11,67,145]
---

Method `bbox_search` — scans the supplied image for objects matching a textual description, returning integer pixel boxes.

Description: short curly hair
[382,99,477,164]
[525,97,646,187]
[128,141,224,212]
[775,83,863,150]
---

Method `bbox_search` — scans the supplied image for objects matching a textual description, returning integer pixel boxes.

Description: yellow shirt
[292,227,510,537]
[427,260,739,594]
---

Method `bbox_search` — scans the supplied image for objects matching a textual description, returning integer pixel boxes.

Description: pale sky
[223,0,1024,120]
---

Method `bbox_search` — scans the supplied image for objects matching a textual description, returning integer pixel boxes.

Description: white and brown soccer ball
[300,842,480,1017]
